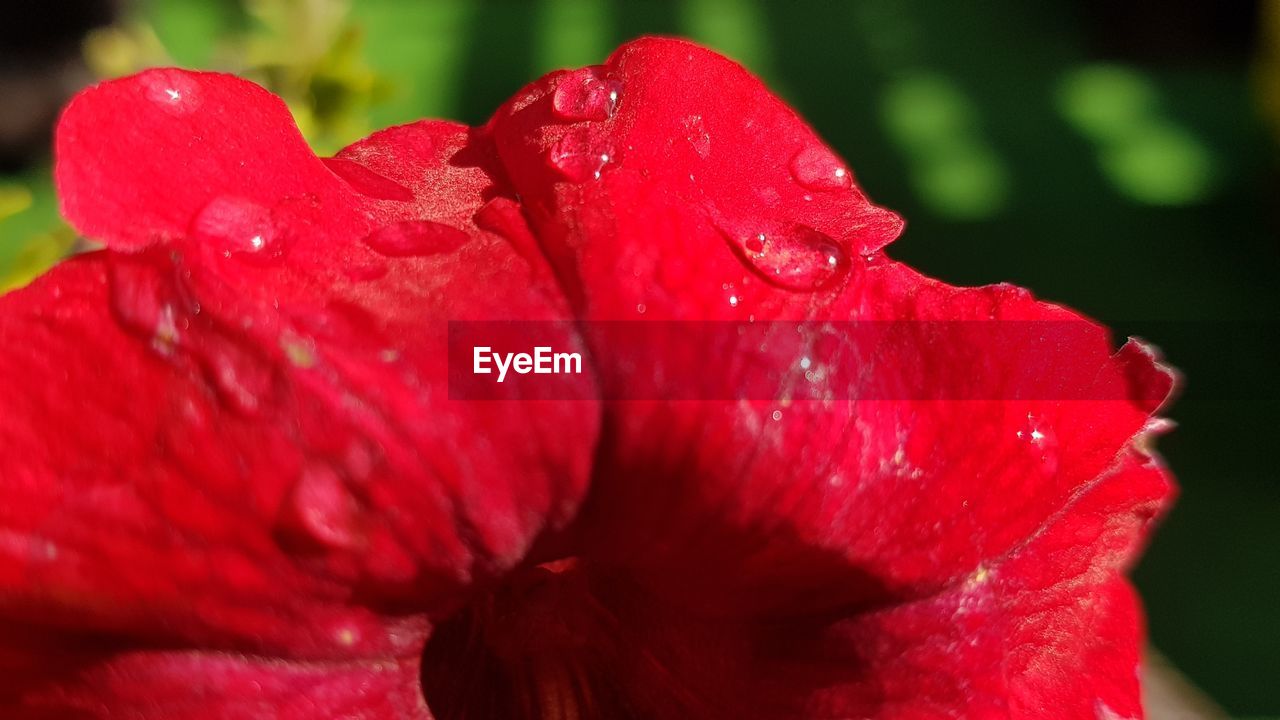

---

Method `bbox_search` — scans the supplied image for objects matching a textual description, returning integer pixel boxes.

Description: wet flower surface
[0,38,1174,719]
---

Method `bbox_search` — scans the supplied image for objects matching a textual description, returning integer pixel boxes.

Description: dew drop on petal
[720,221,850,292]
[283,463,358,550]
[200,337,277,416]
[141,70,200,116]
[108,259,185,355]
[684,115,711,159]
[1016,412,1060,473]
[551,67,622,121]
[323,157,414,202]
[362,220,471,258]
[148,304,181,356]
[191,196,290,265]
[547,129,613,182]
[789,144,853,191]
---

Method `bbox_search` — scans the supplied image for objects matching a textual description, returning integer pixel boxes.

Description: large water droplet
[552,67,622,121]
[282,463,358,550]
[547,129,613,182]
[191,196,290,265]
[789,145,853,191]
[721,222,850,291]
[362,220,470,257]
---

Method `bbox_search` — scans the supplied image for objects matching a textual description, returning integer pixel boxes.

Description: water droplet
[108,256,188,356]
[141,70,200,116]
[683,115,710,159]
[191,196,291,265]
[1016,412,1059,473]
[283,463,358,550]
[200,336,277,416]
[150,305,181,356]
[548,129,613,182]
[721,222,850,292]
[322,157,414,202]
[551,67,622,121]
[362,220,470,258]
[771,410,783,421]
[789,145,853,191]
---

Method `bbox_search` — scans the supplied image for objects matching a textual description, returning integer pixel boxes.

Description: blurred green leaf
[534,0,613,72]
[0,167,75,294]
[0,184,33,222]
[351,0,476,124]
[140,0,242,68]
[678,0,776,81]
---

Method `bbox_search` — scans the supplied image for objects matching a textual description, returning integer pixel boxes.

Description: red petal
[807,451,1172,719]
[1,76,597,668]
[415,452,1167,719]
[483,38,1176,714]
[486,37,901,316]
[10,648,429,719]
[15,45,1179,717]
[55,69,364,251]
[486,36,1175,599]
[0,257,426,657]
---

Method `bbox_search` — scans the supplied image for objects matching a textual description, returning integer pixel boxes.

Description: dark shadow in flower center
[419,530,898,720]
[420,556,648,720]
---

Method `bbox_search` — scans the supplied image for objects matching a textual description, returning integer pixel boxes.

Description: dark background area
[1,0,1276,714]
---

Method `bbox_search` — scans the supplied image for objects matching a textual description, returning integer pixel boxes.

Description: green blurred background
[1,0,1276,715]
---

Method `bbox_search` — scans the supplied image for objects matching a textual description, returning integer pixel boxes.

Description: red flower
[0,38,1174,719]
